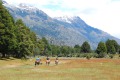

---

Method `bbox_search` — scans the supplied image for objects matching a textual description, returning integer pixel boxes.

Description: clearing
[0,57,120,80]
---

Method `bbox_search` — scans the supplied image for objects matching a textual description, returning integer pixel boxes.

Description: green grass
[0,57,120,80]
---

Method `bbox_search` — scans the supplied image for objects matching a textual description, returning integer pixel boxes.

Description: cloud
[111,0,120,2]
[80,8,97,14]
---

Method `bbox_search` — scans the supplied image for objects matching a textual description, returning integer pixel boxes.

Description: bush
[76,54,80,57]
[93,53,99,58]
[97,53,107,58]
[76,53,100,58]
[108,54,114,59]
[86,54,91,60]
[79,53,87,58]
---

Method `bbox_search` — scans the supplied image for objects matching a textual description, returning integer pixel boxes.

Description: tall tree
[106,39,118,54]
[81,41,91,53]
[96,42,107,58]
[96,42,107,54]
[111,40,119,52]
[119,45,120,54]
[36,37,50,56]
[110,45,116,54]
[41,37,48,55]
[0,2,17,57]
[74,44,81,53]
[15,19,36,58]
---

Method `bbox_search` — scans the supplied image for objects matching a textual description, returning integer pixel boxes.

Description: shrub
[108,54,114,59]
[86,54,91,60]
[93,53,99,58]
[76,54,80,57]
[98,53,107,58]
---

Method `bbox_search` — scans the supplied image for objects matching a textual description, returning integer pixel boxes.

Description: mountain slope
[3,2,120,49]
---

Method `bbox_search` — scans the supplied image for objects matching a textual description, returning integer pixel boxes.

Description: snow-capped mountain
[54,16,82,23]
[17,3,38,11]
[3,2,38,12]
[54,16,75,23]
[2,0,8,4]
[3,1,120,49]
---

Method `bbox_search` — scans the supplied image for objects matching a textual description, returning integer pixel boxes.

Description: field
[0,57,120,80]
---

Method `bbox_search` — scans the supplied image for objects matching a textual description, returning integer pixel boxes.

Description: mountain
[3,1,120,49]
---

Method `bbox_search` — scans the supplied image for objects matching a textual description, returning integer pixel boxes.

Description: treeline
[0,1,120,58]
[41,40,120,58]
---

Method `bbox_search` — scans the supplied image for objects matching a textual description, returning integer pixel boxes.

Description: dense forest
[0,0,120,59]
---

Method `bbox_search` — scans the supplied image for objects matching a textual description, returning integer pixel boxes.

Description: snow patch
[54,16,79,24]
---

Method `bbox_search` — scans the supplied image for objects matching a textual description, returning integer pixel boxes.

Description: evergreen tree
[81,41,91,53]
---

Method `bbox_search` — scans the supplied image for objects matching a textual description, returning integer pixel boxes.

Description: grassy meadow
[0,57,120,80]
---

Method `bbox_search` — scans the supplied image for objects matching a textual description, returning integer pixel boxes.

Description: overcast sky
[5,0,120,39]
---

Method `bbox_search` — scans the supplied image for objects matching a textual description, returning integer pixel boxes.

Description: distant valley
[3,1,120,49]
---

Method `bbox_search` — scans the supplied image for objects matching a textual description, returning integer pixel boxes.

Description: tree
[0,1,37,58]
[15,19,36,58]
[0,2,17,57]
[96,42,107,58]
[50,45,60,56]
[41,37,48,54]
[36,37,50,56]
[96,42,107,54]
[110,45,116,54]
[106,39,118,54]
[0,0,2,4]
[74,44,81,53]
[118,45,120,54]
[81,41,91,53]
[111,40,119,52]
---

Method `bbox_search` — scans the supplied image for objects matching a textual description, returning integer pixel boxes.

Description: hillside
[3,1,120,49]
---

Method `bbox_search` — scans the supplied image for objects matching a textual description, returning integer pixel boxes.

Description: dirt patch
[5,64,19,68]
[0,65,20,70]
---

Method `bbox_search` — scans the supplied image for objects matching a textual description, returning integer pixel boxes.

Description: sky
[5,0,120,39]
